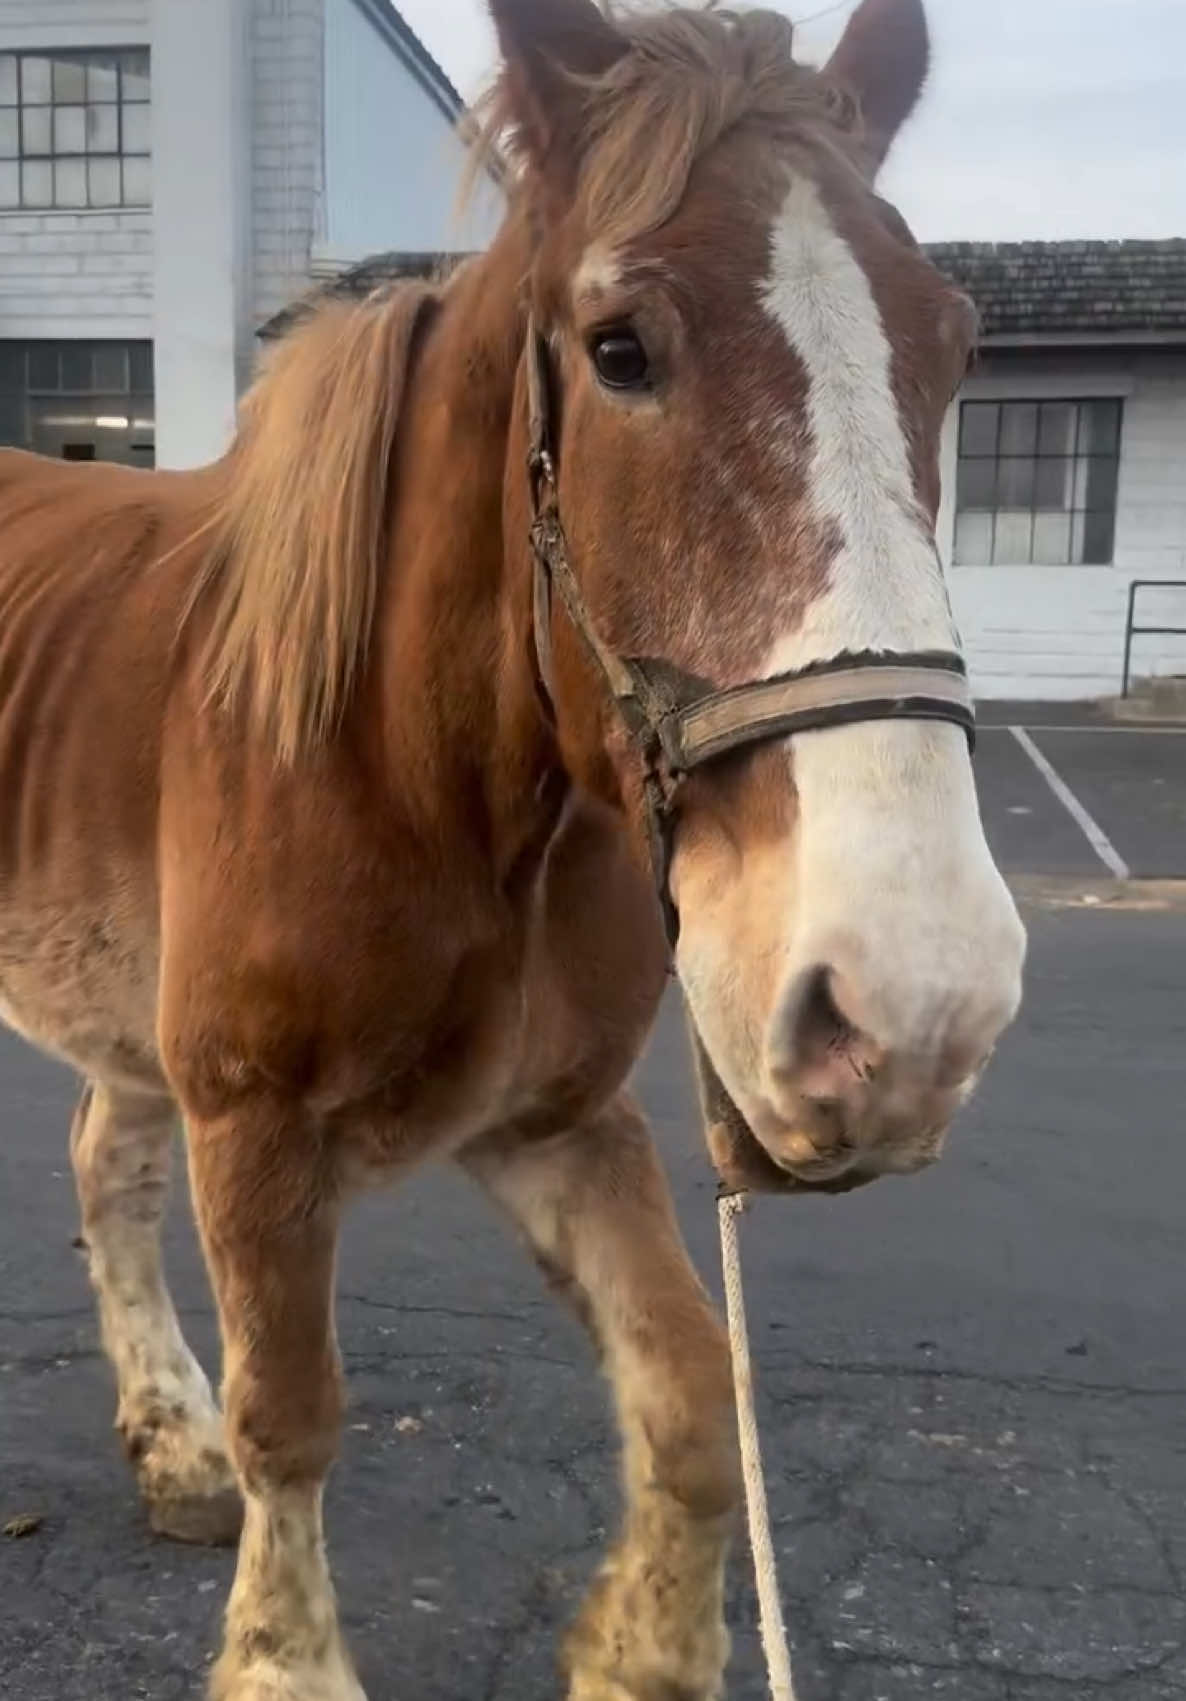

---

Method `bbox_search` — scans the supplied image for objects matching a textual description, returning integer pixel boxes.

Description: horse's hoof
[148,1479,243,1545]
[127,1423,242,1546]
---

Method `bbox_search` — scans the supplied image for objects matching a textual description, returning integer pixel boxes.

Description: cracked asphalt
[2,889,1185,1700]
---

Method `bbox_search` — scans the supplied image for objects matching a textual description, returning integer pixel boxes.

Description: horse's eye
[590,329,650,391]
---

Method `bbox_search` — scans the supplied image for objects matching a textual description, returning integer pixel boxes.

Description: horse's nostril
[771,962,883,1104]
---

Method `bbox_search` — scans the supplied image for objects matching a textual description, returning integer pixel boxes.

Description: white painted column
[151,0,251,469]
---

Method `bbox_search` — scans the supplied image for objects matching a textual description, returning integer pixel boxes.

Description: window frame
[951,395,1123,568]
[0,47,150,212]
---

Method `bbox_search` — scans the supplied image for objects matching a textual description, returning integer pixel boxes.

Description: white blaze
[758,175,1021,1058]
[763,176,958,664]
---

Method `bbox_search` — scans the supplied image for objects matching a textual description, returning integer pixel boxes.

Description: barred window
[0,340,154,466]
[0,49,150,210]
[954,398,1122,566]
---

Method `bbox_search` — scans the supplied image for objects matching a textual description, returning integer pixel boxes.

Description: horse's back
[0,448,210,1088]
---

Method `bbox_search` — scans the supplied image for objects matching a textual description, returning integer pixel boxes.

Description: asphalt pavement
[1,712,1184,1701]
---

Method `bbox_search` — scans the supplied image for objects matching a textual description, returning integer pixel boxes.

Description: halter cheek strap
[523,318,976,951]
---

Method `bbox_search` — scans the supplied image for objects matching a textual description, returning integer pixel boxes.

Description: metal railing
[1121,579,1186,697]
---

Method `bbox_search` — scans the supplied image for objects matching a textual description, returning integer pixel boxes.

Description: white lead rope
[717,1190,799,1701]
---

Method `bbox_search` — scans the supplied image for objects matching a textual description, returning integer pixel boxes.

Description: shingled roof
[926,240,1186,342]
[259,251,465,340]
[261,239,1186,345]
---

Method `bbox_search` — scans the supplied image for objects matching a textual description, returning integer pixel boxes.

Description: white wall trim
[0,207,149,225]
[962,372,1135,400]
[0,24,147,49]
[345,0,460,124]
[0,315,152,338]
[981,332,1186,351]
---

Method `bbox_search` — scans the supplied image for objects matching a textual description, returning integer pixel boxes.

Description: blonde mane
[192,281,437,763]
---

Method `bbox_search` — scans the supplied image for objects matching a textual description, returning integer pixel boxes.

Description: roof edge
[978,329,1186,349]
[346,0,462,123]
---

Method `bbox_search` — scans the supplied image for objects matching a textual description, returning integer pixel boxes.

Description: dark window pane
[959,401,998,456]
[60,345,92,390]
[21,159,52,205]
[997,456,1035,508]
[1082,454,1118,512]
[999,402,1038,456]
[52,57,86,102]
[1034,457,1070,510]
[956,456,996,508]
[0,55,16,105]
[88,156,120,206]
[993,511,1034,564]
[1038,402,1075,456]
[87,103,118,153]
[92,345,127,390]
[122,155,150,205]
[54,157,86,206]
[0,344,25,386]
[21,107,51,154]
[53,106,86,154]
[953,511,993,565]
[1032,513,1071,564]
[87,56,119,103]
[1078,398,1122,455]
[122,103,149,153]
[121,50,150,102]
[1081,510,1115,565]
[0,110,15,157]
[28,346,58,389]
[129,344,153,391]
[20,57,51,104]
[93,345,126,389]
[0,391,25,444]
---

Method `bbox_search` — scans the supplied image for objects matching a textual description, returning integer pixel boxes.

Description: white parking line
[1009,726,1131,880]
[982,723,1186,736]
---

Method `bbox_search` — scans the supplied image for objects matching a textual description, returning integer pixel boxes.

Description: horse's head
[487,0,1025,1188]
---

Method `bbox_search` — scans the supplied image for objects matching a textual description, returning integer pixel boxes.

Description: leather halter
[524,320,975,951]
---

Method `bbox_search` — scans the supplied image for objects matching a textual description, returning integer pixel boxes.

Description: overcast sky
[399,0,1186,241]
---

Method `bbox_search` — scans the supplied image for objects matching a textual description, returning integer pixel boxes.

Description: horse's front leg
[185,1097,363,1701]
[463,1095,740,1701]
[69,1080,240,1543]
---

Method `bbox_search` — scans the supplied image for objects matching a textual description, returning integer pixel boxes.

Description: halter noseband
[524,320,975,950]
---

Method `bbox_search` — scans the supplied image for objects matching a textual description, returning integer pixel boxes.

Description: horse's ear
[486,0,628,181]
[823,0,929,175]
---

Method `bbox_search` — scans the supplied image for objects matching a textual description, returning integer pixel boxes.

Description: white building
[0,0,500,469]
[932,240,1186,700]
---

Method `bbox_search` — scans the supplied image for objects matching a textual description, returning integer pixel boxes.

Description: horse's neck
[371,228,557,883]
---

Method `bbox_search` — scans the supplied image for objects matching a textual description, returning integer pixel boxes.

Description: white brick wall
[0,4,152,336]
[941,351,1186,699]
[0,1,147,44]
[0,212,152,336]
[250,0,324,328]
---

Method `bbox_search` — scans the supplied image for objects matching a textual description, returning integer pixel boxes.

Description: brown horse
[0,0,1026,1695]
